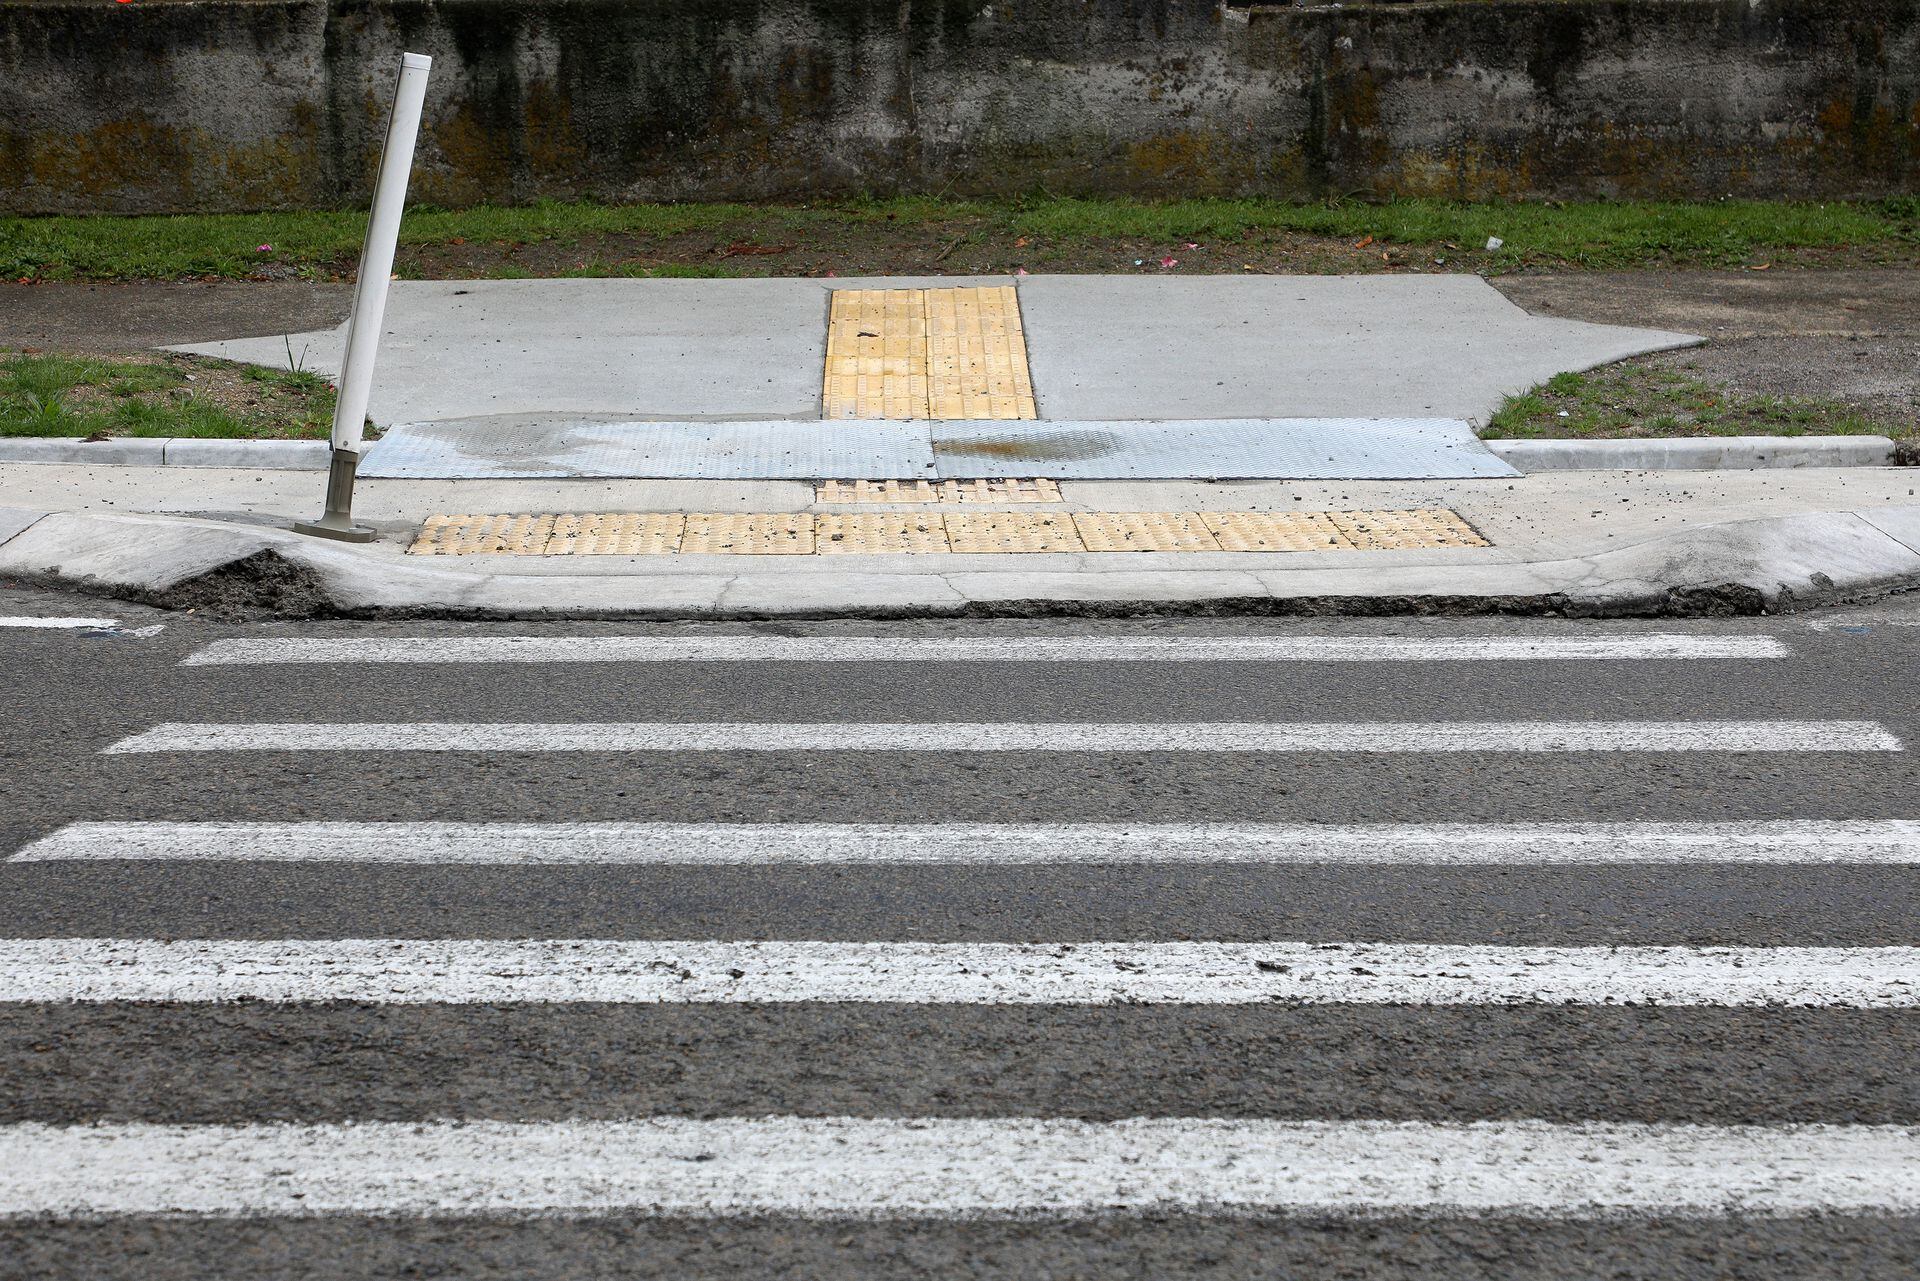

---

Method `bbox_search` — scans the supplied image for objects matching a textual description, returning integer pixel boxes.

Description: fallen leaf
[1354,235,1374,249]
[1013,236,1030,248]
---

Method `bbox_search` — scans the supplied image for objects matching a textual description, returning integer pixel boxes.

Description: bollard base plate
[292,516,377,543]
[295,448,376,542]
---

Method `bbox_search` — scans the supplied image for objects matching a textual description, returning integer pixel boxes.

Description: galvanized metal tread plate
[362,417,1518,481]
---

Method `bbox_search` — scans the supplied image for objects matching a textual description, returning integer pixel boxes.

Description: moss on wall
[1,0,1914,212]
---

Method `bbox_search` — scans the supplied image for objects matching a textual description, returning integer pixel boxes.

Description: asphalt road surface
[3,585,1918,1279]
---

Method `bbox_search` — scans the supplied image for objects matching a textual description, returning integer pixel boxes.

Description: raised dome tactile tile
[405,507,1493,556]
[1071,511,1220,552]
[815,513,952,554]
[546,513,685,555]
[680,513,815,555]
[409,512,555,556]
[1326,507,1489,550]
[1201,511,1358,553]
[942,511,1081,554]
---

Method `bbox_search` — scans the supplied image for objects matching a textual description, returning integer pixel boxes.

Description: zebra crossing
[3,622,1917,1267]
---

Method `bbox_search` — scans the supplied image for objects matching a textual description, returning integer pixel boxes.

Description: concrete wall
[2,0,1916,214]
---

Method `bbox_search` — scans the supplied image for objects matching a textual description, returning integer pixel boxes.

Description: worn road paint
[17,819,1920,866]
[0,617,119,630]
[101,720,1903,754]
[180,635,1794,666]
[5,939,1918,1006]
[4,1117,1917,1217]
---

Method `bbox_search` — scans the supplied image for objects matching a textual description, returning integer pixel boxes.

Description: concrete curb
[2,504,1917,621]
[1487,435,1904,471]
[0,438,330,469]
[0,433,1904,474]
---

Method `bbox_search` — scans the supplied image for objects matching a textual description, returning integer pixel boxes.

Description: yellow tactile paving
[813,478,1063,505]
[1072,511,1220,552]
[679,513,815,555]
[815,513,952,555]
[822,287,1037,420]
[1201,511,1358,553]
[942,511,1082,554]
[925,286,1037,420]
[816,479,943,504]
[1326,507,1490,550]
[939,478,1062,504]
[408,509,1490,557]
[823,289,927,421]
[546,512,685,555]
[409,512,556,556]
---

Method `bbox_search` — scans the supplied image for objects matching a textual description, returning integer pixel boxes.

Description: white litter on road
[100,720,1903,754]
[179,635,1793,666]
[16,819,1920,866]
[5,1117,1916,1218]
[5,939,1918,1006]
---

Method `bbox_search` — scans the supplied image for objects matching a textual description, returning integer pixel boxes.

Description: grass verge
[0,350,340,439]
[3,196,1915,282]
[1483,365,1913,441]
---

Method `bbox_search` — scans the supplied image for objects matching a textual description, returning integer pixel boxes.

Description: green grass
[0,352,336,438]
[3,196,1914,280]
[1483,365,1910,440]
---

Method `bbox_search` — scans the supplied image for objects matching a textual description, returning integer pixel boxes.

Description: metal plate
[929,418,1519,480]
[363,417,938,480]
[366,418,1516,481]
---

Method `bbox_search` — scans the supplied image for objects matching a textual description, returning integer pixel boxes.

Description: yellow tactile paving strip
[943,511,1082,554]
[680,513,814,555]
[412,508,1489,556]
[815,478,1063,505]
[823,287,1037,420]
[816,513,951,554]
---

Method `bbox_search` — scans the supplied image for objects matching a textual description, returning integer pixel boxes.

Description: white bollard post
[296,52,433,543]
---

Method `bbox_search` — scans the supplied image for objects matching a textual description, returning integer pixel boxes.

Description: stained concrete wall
[2,0,1916,214]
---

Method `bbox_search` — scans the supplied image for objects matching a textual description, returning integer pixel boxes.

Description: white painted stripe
[4,939,1916,1006]
[16,819,1920,866]
[180,634,1792,665]
[4,1117,1916,1217]
[1806,612,1920,630]
[0,616,118,630]
[99,720,1904,754]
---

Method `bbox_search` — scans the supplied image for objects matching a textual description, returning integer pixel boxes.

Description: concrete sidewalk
[174,275,1695,428]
